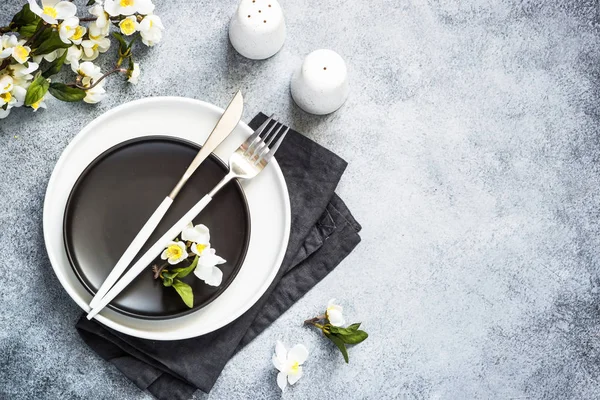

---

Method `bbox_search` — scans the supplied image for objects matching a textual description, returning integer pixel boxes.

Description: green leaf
[161,271,177,287]
[171,256,199,278]
[18,20,41,37]
[42,49,68,78]
[32,25,52,49]
[338,330,368,345]
[325,332,349,363]
[32,29,71,56]
[112,32,128,55]
[86,0,96,5]
[25,72,49,106]
[347,323,361,331]
[172,280,194,308]
[48,83,86,102]
[330,323,363,336]
[10,4,38,28]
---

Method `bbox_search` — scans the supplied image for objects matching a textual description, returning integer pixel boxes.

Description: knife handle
[87,194,213,319]
[88,196,174,309]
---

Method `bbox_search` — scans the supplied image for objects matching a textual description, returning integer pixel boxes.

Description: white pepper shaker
[229,0,286,60]
[290,49,349,115]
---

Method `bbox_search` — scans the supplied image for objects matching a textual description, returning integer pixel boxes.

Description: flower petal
[103,0,118,16]
[55,1,77,19]
[287,344,308,365]
[136,0,155,15]
[275,340,287,363]
[203,266,222,286]
[287,367,303,385]
[327,309,345,327]
[28,0,44,16]
[276,372,287,391]
[272,354,283,371]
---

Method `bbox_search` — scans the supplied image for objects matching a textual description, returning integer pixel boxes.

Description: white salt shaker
[291,49,349,115]
[229,0,286,60]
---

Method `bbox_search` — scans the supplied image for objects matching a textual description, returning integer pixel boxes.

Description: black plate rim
[63,135,251,320]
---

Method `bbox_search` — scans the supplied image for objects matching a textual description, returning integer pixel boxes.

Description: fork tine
[243,115,273,155]
[265,123,285,147]
[254,119,282,153]
[258,126,289,164]
[267,126,289,157]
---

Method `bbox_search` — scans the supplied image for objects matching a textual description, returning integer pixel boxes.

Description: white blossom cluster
[0,0,164,119]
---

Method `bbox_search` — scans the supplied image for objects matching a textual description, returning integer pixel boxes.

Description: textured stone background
[2,0,600,398]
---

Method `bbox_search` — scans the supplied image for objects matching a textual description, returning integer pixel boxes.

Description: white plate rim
[43,96,291,340]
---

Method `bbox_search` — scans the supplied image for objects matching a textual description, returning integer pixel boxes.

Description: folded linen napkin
[76,113,362,399]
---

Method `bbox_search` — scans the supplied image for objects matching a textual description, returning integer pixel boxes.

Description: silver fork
[87,116,289,319]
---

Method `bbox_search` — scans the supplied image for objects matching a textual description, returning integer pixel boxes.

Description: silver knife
[88,91,244,309]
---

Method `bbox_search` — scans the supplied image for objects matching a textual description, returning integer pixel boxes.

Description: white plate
[43,97,291,340]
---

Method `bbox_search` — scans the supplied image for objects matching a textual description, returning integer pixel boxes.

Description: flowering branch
[304,300,368,363]
[150,223,228,308]
[0,0,164,118]
[76,67,125,90]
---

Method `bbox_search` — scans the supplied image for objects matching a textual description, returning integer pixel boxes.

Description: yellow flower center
[120,0,134,6]
[120,19,136,35]
[0,92,11,103]
[31,98,43,110]
[13,45,29,61]
[92,44,99,50]
[290,361,300,373]
[72,26,85,40]
[196,244,207,254]
[43,6,57,18]
[149,19,153,28]
[166,244,183,259]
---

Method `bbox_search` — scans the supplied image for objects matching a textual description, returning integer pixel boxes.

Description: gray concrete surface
[2,0,600,398]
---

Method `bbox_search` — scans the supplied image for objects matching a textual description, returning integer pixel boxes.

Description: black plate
[63,136,250,319]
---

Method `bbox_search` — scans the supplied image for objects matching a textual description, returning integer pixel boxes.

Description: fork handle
[86,173,237,319]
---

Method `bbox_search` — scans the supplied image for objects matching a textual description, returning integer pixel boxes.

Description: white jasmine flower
[70,61,107,104]
[194,248,225,286]
[83,84,106,104]
[11,45,31,64]
[181,223,210,255]
[28,0,77,25]
[72,60,102,79]
[58,16,80,44]
[70,25,87,45]
[33,48,64,63]
[9,62,39,79]
[0,76,16,108]
[139,14,164,46]
[104,0,154,17]
[65,45,83,65]
[326,298,345,327]
[0,107,10,119]
[81,24,111,61]
[161,241,188,265]
[272,341,309,391]
[0,35,18,59]
[127,62,140,84]
[0,76,26,111]
[89,3,109,29]
[119,15,139,36]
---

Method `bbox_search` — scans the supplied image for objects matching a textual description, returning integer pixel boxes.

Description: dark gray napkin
[76,113,362,400]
